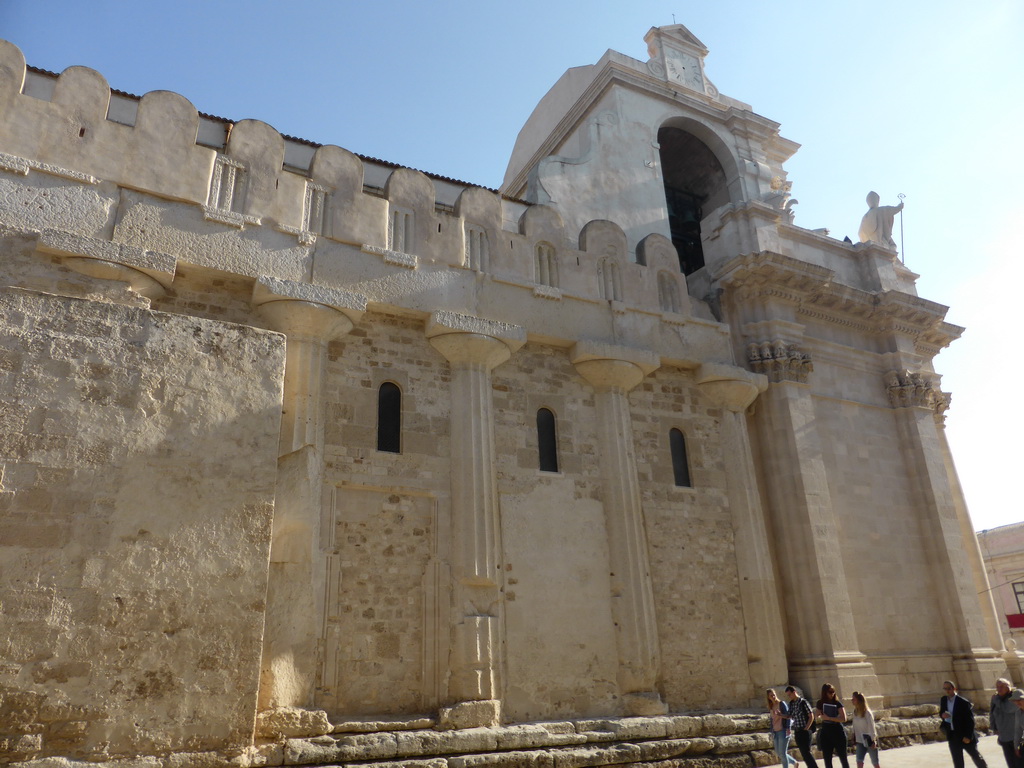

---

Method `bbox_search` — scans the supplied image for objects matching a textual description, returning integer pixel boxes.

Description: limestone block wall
[0,287,285,761]
[318,315,452,716]
[631,367,754,709]
[493,344,621,722]
[810,356,952,661]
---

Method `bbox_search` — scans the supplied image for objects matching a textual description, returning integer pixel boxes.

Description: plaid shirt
[790,696,813,730]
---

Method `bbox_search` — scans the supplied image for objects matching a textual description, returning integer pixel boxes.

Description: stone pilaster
[253,278,366,710]
[571,342,665,716]
[750,341,877,696]
[885,370,1004,698]
[427,311,525,728]
[696,363,788,694]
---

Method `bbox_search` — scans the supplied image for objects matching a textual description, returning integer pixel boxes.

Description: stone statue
[858,191,903,248]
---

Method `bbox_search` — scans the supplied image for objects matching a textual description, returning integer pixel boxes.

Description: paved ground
[827,734,1004,768]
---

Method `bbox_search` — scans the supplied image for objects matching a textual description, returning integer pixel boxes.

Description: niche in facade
[658,126,728,276]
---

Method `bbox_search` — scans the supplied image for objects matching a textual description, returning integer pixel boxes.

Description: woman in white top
[850,691,880,768]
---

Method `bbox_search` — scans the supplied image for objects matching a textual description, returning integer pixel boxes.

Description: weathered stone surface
[699,715,737,736]
[0,288,284,762]
[255,709,331,740]
[712,733,772,754]
[664,717,704,739]
[449,751,554,768]
[680,738,715,755]
[332,717,436,733]
[607,718,671,740]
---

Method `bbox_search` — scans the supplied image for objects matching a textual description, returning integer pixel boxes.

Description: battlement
[0,39,726,328]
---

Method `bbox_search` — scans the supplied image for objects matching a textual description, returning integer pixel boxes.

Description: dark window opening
[1015,582,1024,614]
[658,126,729,277]
[377,382,401,453]
[665,187,704,275]
[537,408,559,473]
[670,428,691,487]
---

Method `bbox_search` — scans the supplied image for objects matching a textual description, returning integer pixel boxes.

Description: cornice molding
[714,251,959,349]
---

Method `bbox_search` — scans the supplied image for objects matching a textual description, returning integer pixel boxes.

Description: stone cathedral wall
[0,286,285,759]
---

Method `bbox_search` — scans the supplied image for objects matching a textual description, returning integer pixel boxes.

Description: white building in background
[979,523,1024,649]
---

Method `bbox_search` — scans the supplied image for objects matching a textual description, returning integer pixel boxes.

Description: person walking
[991,678,1020,768]
[816,683,850,768]
[768,688,798,767]
[940,680,988,768]
[849,691,880,768]
[786,685,819,768]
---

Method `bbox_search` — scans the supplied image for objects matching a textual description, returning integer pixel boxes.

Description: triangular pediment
[645,24,709,59]
[644,24,715,96]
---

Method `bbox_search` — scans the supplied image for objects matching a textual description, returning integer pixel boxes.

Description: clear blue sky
[2,0,1021,530]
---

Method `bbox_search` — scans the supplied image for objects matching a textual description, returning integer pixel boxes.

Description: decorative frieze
[884,370,944,410]
[747,340,812,383]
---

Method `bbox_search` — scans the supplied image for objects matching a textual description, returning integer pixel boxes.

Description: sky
[2,0,1021,531]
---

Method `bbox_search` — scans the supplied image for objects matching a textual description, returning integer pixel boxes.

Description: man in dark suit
[941,680,989,768]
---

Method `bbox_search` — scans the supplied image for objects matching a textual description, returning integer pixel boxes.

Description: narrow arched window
[537,408,559,472]
[377,382,402,453]
[670,428,691,487]
[535,243,557,287]
[658,271,680,313]
[598,258,621,301]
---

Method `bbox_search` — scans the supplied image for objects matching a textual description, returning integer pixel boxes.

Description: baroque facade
[0,23,1010,764]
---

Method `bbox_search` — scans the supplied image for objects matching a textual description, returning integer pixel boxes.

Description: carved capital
[885,369,948,412]
[747,339,813,383]
[429,332,516,371]
[570,342,659,393]
[256,300,355,342]
[696,363,767,412]
[252,276,365,341]
[62,256,167,300]
[425,311,525,371]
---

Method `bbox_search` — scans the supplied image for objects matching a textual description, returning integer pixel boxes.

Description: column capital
[426,311,525,370]
[746,339,813,384]
[885,369,949,413]
[253,277,366,341]
[696,363,767,412]
[570,342,659,393]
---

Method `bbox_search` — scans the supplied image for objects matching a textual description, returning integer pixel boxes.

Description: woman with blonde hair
[850,691,880,768]
[767,688,798,767]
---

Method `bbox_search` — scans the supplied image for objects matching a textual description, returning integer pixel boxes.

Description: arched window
[598,258,621,301]
[537,408,559,473]
[535,243,557,287]
[669,428,691,487]
[377,382,402,453]
[465,224,489,272]
[658,126,729,276]
[658,271,680,313]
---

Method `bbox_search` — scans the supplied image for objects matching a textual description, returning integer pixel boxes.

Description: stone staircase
[250,705,954,768]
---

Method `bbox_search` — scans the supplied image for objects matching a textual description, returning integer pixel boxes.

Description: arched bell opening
[658,125,730,276]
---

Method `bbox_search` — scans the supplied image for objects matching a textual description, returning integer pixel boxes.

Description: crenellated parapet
[0,38,719,331]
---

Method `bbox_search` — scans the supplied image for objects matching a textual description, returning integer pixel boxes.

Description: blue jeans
[774,729,798,766]
[855,742,880,767]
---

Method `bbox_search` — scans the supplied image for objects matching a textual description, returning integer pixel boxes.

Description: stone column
[426,312,525,729]
[570,342,665,716]
[696,363,789,692]
[748,339,878,696]
[885,371,1004,697]
[253,278,365,711]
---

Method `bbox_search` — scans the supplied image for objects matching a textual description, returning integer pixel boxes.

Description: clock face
[665,49,703,91]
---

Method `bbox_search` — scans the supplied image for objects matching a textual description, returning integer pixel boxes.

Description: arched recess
[657,118,737,276]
